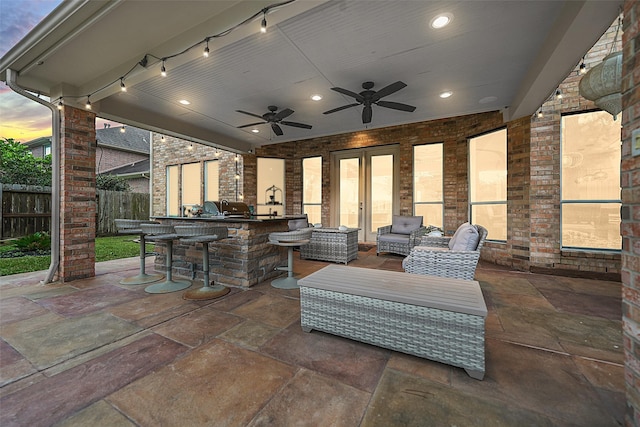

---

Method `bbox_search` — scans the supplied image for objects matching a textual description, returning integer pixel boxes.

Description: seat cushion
[390,215,423,235]
[288,217,309,231]
[448,223,480,251]
[378,233,410,244]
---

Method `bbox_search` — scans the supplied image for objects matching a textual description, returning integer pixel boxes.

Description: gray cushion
[288,217,309,231]
[390,215,423,235]
[448,222,480,251]
[378,233,410,244]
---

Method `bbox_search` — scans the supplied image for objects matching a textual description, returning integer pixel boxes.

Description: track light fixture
[261,11,267,33]
[579,57,587,75]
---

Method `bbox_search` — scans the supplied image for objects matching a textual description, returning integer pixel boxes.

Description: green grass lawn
[0,235,154,276]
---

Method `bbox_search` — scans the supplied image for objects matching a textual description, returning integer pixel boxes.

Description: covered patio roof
[0,0,621,153]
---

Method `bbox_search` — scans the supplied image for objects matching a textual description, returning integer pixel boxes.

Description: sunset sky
[0,0,118,143]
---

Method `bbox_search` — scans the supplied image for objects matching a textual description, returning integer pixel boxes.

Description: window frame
[412,142,444,228]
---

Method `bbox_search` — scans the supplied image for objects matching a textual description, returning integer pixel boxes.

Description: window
[204,160,219,202]
[181,162,201,215]
[561,111,621,250]
[469,129,507,241]
[303,157,322,224]
[166,165,179,216]
[257,158,285,215]
[44,144,51,156]
[413,143,443,228]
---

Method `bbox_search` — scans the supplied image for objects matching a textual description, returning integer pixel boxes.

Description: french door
[331,146,399,242]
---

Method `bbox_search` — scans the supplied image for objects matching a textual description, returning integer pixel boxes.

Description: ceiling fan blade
[236,110,265,120]
[362,105,373,124]
[330,87,365,102]
[271,123,284,136]
[372,81,407,101]
[281,121,312,129]
[237,122,265,128]
[376,100,416,112]
[275,108,294,120]
[323,103,360,114]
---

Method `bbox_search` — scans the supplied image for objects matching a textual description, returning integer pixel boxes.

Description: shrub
[96,174,131,192]
[15,232,51,251]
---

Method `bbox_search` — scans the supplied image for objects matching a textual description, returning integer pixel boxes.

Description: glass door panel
[368,154,394,239]
[339,158,360,228]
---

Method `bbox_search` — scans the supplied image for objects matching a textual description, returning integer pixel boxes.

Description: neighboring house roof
[96,126,150,154]
[24,136,51,149]
[103,159,150,178]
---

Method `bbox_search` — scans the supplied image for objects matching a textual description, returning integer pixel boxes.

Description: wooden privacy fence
[1,184,150,239]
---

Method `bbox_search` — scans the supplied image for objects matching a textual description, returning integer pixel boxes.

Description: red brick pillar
[621,2,640,425]
[59,105,96,281]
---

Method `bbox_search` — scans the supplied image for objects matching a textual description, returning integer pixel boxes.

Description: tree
[96,174,131,192]
[0,138,52,186]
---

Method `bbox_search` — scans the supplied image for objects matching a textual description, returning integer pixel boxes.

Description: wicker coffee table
[299,227,358,264]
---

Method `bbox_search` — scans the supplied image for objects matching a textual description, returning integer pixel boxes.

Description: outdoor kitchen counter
[150,216,305,288]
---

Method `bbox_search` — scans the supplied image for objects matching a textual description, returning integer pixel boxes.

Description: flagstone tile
[231,293,301,328]
[208,288,264,312]
[53,400,136,427]
[38,285,144,317]
[360,369,554,427]
[260,323,389,392]
[0,334,186,427]
[219,319,282,350]
[0,339,36,387]
[248,368,370,427]
[2,312,142,370]
[151,306,242,348]
[107,292,199,328]
[0,297,49,325]
[107,339,296,426]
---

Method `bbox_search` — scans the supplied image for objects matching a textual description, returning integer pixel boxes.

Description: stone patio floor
[0,248,625,426]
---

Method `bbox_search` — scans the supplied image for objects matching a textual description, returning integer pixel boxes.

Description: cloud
[0,0,62,56]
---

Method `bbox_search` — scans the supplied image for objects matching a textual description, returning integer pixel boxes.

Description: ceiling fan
[323,81,416,124]
[236,105,312,136]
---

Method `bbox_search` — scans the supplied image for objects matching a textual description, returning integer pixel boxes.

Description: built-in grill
[194,200,251,218]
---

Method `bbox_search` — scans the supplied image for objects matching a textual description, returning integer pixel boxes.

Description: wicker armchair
[376,215,426,256]
[402,223,488,280]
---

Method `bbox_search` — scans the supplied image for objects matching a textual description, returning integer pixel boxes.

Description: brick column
[59,105,96,281]
[621,1,640,425]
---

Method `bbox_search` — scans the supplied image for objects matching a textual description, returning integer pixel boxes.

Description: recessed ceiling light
[439,91,453,99]
[430,13,453,29]
[251,128,259,133]
[311,94,322,101]
[179,99,190,105]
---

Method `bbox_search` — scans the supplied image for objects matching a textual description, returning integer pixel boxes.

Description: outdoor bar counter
[150,215,304,288]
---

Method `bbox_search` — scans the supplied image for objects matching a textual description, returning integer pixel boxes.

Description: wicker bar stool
[114,219,164,285]
[140,223,191,294]
[268,228,312,289]
[175,225,230,301]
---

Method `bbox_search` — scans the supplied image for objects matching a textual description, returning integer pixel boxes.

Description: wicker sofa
[402,223,488,280]
[376,215,426,256]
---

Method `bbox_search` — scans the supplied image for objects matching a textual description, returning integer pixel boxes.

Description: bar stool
[140,223,191,294]
[114,219,164,285]
[175,226,230,301]
[268,228,312,289]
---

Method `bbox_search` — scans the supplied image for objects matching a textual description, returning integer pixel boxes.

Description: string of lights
[55,0,296,109]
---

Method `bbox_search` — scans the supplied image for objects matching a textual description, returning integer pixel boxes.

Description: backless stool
[175,225,230,301]
[114,219,164,285]
[140,223,191,294]
[268,228,312,289]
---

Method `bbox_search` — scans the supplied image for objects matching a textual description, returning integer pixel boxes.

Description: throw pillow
[450,223,480,251]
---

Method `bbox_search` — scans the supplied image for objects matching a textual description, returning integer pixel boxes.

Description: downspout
[6,69,60,284]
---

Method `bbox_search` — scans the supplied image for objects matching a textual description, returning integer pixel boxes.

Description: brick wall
[621,1,639,424]
[529,22,621,278]
[96,146,146,174]
[59,105,96,281]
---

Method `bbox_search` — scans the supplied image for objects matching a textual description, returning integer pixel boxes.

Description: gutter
[6,69,60,284]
